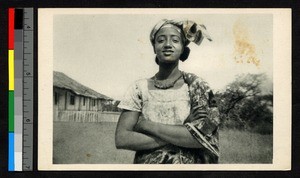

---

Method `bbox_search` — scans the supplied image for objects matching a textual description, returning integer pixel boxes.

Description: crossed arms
[115,106,207,151]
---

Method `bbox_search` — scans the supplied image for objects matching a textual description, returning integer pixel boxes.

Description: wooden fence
[54,110,120,123]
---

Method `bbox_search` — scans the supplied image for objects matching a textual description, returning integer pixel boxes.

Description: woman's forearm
[115,110,167,151]
[115,129,166,151]
[135,120,203,148]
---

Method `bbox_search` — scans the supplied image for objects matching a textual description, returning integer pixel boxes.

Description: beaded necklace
[153,72,183,89]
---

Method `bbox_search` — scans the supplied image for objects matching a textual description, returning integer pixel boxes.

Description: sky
[53,12,273,100]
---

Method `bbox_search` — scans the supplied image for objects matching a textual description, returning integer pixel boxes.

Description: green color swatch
[9,91,14,132]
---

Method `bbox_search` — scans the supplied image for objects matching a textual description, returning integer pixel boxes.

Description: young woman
[115,19,220,164]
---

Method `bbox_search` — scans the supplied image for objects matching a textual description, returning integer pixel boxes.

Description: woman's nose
[164,38,172,48]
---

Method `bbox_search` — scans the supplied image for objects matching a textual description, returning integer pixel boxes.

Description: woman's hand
[184,105,208,124]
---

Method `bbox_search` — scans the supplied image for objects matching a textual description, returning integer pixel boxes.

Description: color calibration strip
[8,8,34,171]
[8,7,15,171]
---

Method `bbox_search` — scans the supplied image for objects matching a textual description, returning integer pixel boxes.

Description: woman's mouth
[162,50,174,55]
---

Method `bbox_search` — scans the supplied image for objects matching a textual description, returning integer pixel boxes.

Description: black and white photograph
[38,8,291,170]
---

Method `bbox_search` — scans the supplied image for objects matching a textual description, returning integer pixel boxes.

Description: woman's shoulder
[182,71,209,86]
[127,78,149,93]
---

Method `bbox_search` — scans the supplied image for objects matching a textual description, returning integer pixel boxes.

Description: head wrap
[150,19,212,47]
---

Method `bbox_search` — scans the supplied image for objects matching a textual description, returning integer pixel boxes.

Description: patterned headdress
[150,19,212,47]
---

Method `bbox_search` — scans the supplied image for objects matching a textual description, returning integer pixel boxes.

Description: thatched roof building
[54,71,112,100]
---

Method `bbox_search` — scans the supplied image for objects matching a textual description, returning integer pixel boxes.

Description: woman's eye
[157,39,165,43]
[156,37,165,43]
[172,37,180,43]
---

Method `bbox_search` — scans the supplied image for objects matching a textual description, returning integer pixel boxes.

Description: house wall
[65,91,80,111]
[53,87,116,122]
[97,99,104,111]
[54,87,66,110]
[89,98,98,111]
[79,96,89,111]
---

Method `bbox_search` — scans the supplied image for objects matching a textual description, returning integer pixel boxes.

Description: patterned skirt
[134,144,218,164]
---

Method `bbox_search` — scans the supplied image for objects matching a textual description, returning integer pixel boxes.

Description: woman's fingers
[195,112,207,119]
[191,106,208,113]
[186,107,208,123]
[193,109,207,115]
[191,105,202,113]
[189,113,207,121]
[191,109,207,120]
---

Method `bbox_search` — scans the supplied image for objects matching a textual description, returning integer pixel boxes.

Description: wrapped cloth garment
[182,72,220,158]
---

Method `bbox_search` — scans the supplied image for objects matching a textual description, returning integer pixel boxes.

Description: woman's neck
[156,61,180,80]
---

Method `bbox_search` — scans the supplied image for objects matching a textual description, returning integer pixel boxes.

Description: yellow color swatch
[9,50,14,91]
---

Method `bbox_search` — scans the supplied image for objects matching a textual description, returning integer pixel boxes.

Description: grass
[53,122,272,164]
[53,122,135,164]
[219,129,273,163]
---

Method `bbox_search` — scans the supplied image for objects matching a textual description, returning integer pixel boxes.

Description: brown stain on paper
[233,20,260,67]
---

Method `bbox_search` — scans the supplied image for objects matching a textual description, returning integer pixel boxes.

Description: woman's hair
[150,19,212,64]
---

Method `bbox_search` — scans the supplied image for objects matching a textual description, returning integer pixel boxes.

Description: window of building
[70,94,75,105]
[93,99,96,106]
[83,97,85,106]
[54,92,59,105]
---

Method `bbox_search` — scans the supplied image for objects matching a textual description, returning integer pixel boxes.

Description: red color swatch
[8,8,15,50]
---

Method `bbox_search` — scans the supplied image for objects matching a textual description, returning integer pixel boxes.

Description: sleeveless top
[118,72,220,164]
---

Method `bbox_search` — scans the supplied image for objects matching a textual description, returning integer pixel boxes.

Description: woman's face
[154,26,184,63]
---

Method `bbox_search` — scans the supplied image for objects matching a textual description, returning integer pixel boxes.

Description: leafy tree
[214,73,273,134]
